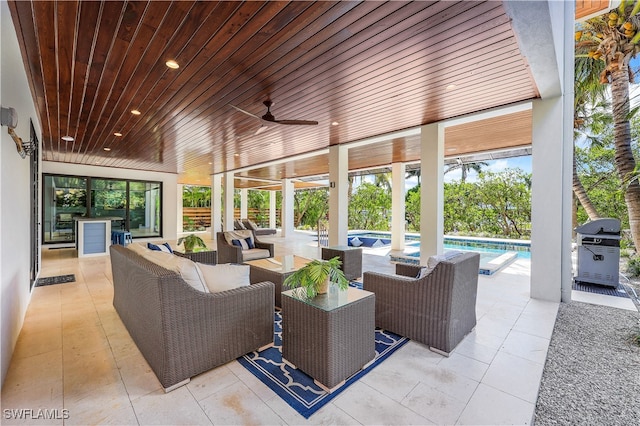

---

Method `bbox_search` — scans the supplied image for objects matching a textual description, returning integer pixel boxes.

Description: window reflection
[43,176,87,243]
[43,175,162,244]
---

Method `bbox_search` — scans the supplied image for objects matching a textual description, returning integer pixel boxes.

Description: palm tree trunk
[611,67,640,249]
[572,154,601,220]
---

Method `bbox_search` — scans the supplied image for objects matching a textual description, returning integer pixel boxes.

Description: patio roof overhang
[9,0,561,188]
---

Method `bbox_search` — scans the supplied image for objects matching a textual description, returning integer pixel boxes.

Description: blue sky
[441,155,532,184]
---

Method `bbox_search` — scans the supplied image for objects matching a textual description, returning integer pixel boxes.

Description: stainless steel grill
[574,218,621,288]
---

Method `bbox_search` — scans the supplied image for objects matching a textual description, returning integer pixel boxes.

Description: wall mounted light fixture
[1,106,36,158]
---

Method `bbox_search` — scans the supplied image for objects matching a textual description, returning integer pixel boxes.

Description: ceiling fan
[231,100,319,126]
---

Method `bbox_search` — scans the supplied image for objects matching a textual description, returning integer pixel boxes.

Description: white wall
[42,162,179,242]
[1,0,42,387]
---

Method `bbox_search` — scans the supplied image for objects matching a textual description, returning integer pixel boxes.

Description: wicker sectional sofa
[109,245,274,391]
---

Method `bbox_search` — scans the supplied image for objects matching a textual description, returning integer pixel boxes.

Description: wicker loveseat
[362,252,480,355]
[109,245,274,391]
[216,230,274,264]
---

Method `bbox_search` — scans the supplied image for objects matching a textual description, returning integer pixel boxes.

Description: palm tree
[573,56,608,221]
[445,160,488,183]
[373,172,392,192]
[406,168,421,185]
[576,2,640,248]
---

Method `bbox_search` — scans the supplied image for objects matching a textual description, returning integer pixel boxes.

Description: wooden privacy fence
[182,207,281,229]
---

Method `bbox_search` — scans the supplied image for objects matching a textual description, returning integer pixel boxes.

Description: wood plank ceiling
[9,1,541,187]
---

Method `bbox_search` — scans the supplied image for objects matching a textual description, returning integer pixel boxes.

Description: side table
[281,287,375,391]
[174,250,217,265]
[321,246,362,280]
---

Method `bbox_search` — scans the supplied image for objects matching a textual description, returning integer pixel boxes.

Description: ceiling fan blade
[260,100,318,125]
[274,119,318,125]
[255,124,269,135]
[230,104,261,120]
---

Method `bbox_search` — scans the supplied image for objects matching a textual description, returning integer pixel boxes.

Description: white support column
[177,184,184,234]
[269,190,277,229]
[240,188,248,219]
[281,179,294,237]
[391,162,406,251]
[223,172,235,231]
[420,123,445,264]
[531,97,573,302]
[328,144,349,247]
[211,174,222,237]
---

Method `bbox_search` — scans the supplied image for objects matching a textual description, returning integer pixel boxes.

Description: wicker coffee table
[281,287,375,391]
[245,255,312,308]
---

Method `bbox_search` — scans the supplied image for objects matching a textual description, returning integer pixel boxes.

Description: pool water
[348,232,531,275]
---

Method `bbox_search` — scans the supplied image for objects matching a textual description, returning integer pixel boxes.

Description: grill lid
[574,218,621,235]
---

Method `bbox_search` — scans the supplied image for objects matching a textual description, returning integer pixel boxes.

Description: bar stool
[111,230,133,246]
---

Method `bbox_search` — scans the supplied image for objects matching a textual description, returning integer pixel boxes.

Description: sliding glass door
[129,181,162,237]
[43,176,87,244]
[42,174,162,244]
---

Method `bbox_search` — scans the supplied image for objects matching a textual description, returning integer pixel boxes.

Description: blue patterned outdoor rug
[237,310,408,419]
[572,280,629,298]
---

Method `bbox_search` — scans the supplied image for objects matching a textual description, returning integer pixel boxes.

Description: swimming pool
[348,232,531,275]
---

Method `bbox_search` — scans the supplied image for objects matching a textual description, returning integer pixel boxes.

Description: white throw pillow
[427,255,447,269]
[444,250,464,260]
[427,251,465,269]
[371,238,386,248]
[416,266,433,279]
[142,250,208,293]
[350,236,363,247]
[196,263,250,293]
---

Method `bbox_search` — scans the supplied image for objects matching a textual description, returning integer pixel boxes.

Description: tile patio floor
[2,230,624,425]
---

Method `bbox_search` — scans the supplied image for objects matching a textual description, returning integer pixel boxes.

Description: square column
[531,96,573,302]
[177,184,184,234]
[240,188,248,219]
[269,190,277,229]
[211,174,222,236]
[223,172,234,231]
[281,179,294,237]
[329,144,348,246]
[420,123,445,263]
[391,162,406,250]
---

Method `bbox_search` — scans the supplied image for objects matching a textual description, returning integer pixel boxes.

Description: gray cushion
[242,248,271,261]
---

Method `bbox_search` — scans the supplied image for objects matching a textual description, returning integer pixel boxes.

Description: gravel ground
[534,302,640,425]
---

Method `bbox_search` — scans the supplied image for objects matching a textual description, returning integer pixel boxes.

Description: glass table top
[282,287,373,312]
[245,255,311,273]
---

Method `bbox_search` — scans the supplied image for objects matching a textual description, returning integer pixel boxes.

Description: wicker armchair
[216,230,274,264]
[363,252,480,355]
[109,245,274,391]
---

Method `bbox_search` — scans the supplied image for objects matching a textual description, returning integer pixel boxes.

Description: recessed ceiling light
[62,135,74,141]
[165,60,179,69]
[234,153,240,157]
[131,109,141,115]
[114,132,123,137]
[208,162,212,165]
[446,84,457,91]
[331,121,339,126]
[103,147,111,151]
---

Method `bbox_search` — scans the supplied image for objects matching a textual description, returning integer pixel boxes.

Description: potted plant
[283,256,349,299]
[177,234,207,253]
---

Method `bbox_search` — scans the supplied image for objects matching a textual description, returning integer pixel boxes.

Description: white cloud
[486,159,510,173]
